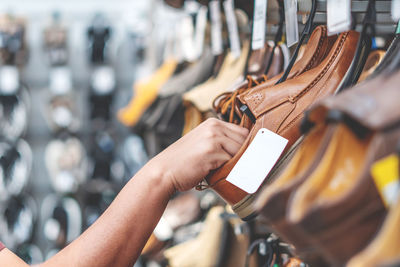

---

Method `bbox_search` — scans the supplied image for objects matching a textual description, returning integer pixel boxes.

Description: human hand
[146,118,249,192]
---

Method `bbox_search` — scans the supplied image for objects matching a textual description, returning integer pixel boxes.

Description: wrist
[139,158,176,198]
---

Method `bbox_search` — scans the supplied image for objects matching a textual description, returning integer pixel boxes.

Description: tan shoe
[204,31,359,220]
[286,71,400,266]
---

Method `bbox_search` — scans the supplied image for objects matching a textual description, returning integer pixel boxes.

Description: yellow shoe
[183,41,250,113]
[118,59,178,127]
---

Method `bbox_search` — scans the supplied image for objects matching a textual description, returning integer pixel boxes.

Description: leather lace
[213,75,267,124]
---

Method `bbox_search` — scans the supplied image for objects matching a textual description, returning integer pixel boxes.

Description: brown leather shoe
[204,30,359,220]
[347,190,400,267]
[252,124,336,265]
[247,42,274,77]
[287,71,400,266]
[252,71,388,264]
[358,49,386,83]
[214,25,337,126]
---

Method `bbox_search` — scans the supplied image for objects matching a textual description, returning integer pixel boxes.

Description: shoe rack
[265,0,397,39]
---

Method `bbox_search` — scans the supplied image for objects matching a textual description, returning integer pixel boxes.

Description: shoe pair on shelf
[202,27,360,220]
[255,70,400,266]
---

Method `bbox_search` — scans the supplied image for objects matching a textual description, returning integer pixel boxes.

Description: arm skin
[0,118,248,267]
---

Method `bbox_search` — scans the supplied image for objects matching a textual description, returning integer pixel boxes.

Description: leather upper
[206,30,359,206]
[309,70,400,132]
[237,25,337,105]
[213,26,337,128]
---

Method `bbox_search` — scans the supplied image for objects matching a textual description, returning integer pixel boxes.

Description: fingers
[208,149,232,170]
[214,136,242,157]
[221,126,248,146]
[217,119,249,137]
[203,118,248,149]
[202,118,248,143]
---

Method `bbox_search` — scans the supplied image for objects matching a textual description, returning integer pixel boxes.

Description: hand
[146,118,249,192]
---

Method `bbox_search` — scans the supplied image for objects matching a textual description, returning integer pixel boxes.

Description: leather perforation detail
[247,92,264,107]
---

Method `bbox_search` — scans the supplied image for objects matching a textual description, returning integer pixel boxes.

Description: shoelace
[213,75,268,124]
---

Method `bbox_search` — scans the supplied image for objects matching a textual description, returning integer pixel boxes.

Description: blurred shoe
[43,12,68,66]
[89,129,125,183]
[0,195,37,249]
[163,206,230,267]
[87,14,112,64]
[0,15,28,66]
[247,42,274,77]
[254,123,335,266]
[45,95,80,133]
[0,139,32,201]
[287,71,400,266]
[347,175,400,267]
[82,180,116,228]
[45,248,60,261]
[142,192,201,257]
[158,46,214,97]
[0,66,29,141]
[16,243,43,265]
[121,134,148,179]
[358,50,386,83]
[118,59,178,127]
[44,136,87,194]
[41,194,82,248]
[89,66,116,122]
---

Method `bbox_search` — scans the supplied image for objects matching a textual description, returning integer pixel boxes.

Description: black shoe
[0,195,37,249]
[0,139,32,201]
[41,194,82,248]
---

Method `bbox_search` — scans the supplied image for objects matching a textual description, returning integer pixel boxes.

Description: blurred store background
[0,0,193,265]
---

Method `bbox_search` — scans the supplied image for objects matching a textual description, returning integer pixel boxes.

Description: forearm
[41,162,174,267]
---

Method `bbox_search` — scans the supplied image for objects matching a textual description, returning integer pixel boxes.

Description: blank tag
[194,6,208,58]
[209,1,224,55]
[226,128,288,194]
[284,0,299,47]
[180,15,197,62]
[393,0,400,22]
[327,0,351,35]
[223,0,241,59]
[252,0,268,50]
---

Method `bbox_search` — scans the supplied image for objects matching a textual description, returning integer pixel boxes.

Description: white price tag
[252,0,268,50]
[284,0,299,47]
[0,66,19,94]
[209,0,224,55]
[180,15,197,62]
[393,0,400,21]
[226,128,288,194]
[194,6,208,58]
[327,0,351,35]
[223,0,242,58]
